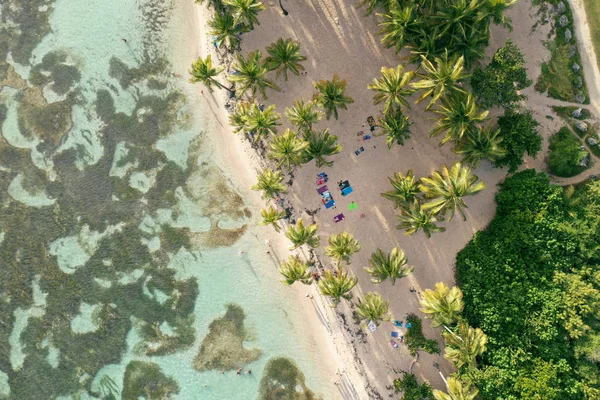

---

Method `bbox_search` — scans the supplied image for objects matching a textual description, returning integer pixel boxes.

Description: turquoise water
[0,0,331,398]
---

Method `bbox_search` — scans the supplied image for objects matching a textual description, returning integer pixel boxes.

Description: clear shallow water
[0,0,331,398]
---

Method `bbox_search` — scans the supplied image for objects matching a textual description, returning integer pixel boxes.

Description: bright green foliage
[393,373,434,400]
[381,170,420,209]
[456,170,600,399]
[229,101,251,133]
[443,321,488,369]
[189,55,226,92]
[251,168,287,199]
[433,377,478,400]
[284,218,319,250]
[228,50,280,99]
[244,103,281,141]
[268,129,309,170]
[471,39,532,109]
[404,313,441,356]
[366,247,413,285]
[264,38,306,80]
[285,99,323,132]
[368,65,415,113]
[258,205,286,232]
[378,6,424,54]
[412,51,468,110]
[313,74,355,120]
[208,12,246,51]
[430,92,489,146]
[378,107,412,148]
[420,163,486,221]
[358,0,396,15]
[419,282,464,328]
[317,268,358,307]
[278,255,313,285]
[302,128,342,168]
[494,109,541,172]
[548,127,588,177]
[223,0,265,28]
[355,292,391,325]
[455,125,507,167]
[397,201,446,238]
[325,231,361,265]
[479,0,518,30]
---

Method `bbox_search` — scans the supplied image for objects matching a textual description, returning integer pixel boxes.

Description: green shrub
[394,373,433,400]
[404,314,440,356]
[548,126,588,177]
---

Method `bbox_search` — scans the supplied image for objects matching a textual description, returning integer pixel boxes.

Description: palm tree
[478,0,518,30]
[268,129,309,170]
[265,38,307,80]
[433,377,479,400]
[397,201,446,238]
[434,0,483,39]
[448,24,490,68]
[325,232,361,265]
[259,205,286,232]
[189,55,226,92]
[378,108,412,148]
[208,12,246,51]
[406,27,444,66]
[244,104,281,141]
[378,6,424,54]
[318,268,358,307]
[420,163,486,221]
[430,92,489,146]
[455,126,506,167]
[412,51,468,110]
[251,168,287,199]
[365,247,413,285]
[285,218,319,250]
[443,321,488,369]
[223,0,266,28]
[355,292,391,325]
[228,50,280,99]
[313,75,355,120]
[285,99,323,132]
[302,129,342,168]
[368,65,415,114]
[229,101,251,134]
[358,0,395,15]
[419,282,464,328]
[381,170,420,208]
[279,255,313,285]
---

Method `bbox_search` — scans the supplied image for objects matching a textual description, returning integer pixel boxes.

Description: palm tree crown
[419,282,464,328]
[455,125,507,167]
[189,55,226,92]
[430,92,489,146]
[279,255,313,285]
[420,163,486,221]
[251,168,287,199]
[433,377,479,400]
[318,268,358,307]
[223,0,266,28]
[313,75,355,120]
[228,50,280,99]
[259,205,286,232]
[285,99,323,132]
[443,321,488,369]
[412,51,468,110]
[302,128,342,168]
[244,104,281,142]
[268,129,309,170]
[229,101,251,134]
[265,38,307,80]
[378,5,424,54]
[355,292,391,325]
[366,247,413,285]
[381,170,421,208]
[208,12,246,51]
[397,201,446,238]
[325,232,361,265]
[285,218,319,250]
[368,65,415,114]
[378,108,412,148]
[479,0,518,30]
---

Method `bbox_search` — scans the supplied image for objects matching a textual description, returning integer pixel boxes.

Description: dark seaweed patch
[122,360,179,400]
[259,357,319,400]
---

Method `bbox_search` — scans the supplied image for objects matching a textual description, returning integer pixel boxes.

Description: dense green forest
[456,170,600,399]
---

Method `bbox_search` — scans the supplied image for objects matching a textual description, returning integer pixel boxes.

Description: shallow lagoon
[0,0,331,398]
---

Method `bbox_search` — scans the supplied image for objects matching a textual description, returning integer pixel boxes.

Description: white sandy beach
[174,0,600,397]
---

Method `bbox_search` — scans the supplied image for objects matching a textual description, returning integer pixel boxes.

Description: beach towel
[317,185,328,195]
[393,320,403,327]
[368,321,377,332]
[362,134,372,141]
[391,331,399,338]
[334,214,345,222]
[316,177,326,185]
[317,172,327,179]
[339,180,350,190]
[325,199,335,209]
[390,340,398,348]
[367,116,376,127]
[405,323,412,329]
[341,186,353,196]
[354,147,365,156]
[347,202,358,211]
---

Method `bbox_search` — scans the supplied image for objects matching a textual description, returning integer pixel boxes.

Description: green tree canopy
[264,38,307,80]
[493,109,541,172]
[313,75,355,120]
[365,247,413,285]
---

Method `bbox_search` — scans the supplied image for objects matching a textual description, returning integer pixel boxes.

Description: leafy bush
[404,314,440,356]
[394,373,433,400]
[548,127,588,177]
[494,109,542,172]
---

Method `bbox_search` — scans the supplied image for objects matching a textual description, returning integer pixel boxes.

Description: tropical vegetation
[188,55,226,92]
[228,50,280,98]
[381,170,420,208]
[278,255,313,285]
[285,99,323,132]
[258,205,286,232]
[355,292,391,325]
[368,65,414,114]
[419,282,464,329]
[264,38,306,80]
[268,129,309,170]
[317,268,358,306]
[284,218,319,250]
[548,126,588,177]
[365,247,413,285]
[302,128,342,168]
[251,168,287,199]
[313,75,354,120]
[396,201,446,238]
[377,108,412,148]
[325,231,361,265]
[223,0,265,28]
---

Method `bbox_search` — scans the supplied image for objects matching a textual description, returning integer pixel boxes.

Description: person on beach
[121,38,127,43]
[237,368,242,375]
